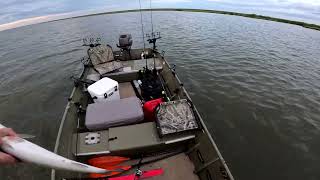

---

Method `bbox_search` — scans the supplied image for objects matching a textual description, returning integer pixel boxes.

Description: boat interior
[52,35,233,180]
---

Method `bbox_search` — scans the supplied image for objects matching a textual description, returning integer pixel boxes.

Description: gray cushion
[85,97,144,130]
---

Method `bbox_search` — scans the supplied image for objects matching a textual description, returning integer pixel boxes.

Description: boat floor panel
[119,82,136,99]
[121,153,199,180]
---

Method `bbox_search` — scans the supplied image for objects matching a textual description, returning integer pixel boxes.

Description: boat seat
[104,58,163,77]
[88,44,123,75]
[94,61,123,75]
[85,97,144,131]
[74,122,196,156]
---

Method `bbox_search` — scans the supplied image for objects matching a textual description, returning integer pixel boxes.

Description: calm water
[0,12,320,180]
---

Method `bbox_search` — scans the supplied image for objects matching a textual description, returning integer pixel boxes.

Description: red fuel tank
[143,98,163,121]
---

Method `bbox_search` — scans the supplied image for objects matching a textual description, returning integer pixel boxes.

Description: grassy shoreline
[53,8,320,31]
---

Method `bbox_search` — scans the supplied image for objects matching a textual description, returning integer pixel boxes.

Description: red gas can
[143,98,163,121]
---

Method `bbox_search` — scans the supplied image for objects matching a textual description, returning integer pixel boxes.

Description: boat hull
[51,49,235,180]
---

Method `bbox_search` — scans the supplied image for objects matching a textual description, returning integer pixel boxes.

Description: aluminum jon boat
[51,34,234,180]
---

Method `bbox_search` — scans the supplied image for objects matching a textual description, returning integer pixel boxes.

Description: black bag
[138,68,163,101]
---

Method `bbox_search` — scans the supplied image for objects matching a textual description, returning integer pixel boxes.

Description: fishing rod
[137,0,149,70]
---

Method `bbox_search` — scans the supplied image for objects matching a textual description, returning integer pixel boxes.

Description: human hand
[0,128,18,165]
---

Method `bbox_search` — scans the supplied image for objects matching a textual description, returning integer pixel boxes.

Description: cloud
[0,0,124,24]
[208,0,265,6]
[278,0,320,6]
[207,0,320,14]
[153,0,192,3]
[207,0,320,9]
[0,4,124,32]
[274,0,320,12]
[0,0,66,24]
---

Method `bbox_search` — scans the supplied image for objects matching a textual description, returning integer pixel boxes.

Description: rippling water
[0,12,320,180]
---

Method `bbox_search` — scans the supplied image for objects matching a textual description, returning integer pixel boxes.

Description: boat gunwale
[51,87,75,180]
[51,68,86,180]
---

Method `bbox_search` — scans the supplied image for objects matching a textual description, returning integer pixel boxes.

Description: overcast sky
[0,0,319,26]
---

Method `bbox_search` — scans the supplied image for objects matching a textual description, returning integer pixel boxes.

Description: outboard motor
[118,34,132,50]
[117,34,133,60]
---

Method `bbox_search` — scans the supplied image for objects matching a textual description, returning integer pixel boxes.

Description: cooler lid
[88,77,118,96]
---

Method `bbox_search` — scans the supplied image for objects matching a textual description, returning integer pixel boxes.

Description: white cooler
[87,77,120,103]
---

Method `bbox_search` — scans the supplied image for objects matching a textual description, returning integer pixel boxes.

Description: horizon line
[0,8,319,32]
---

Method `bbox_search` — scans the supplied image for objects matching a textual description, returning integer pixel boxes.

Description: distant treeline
[176,9,320,31]
[57,8,320,31]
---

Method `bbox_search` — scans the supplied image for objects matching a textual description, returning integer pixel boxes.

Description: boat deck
[119,153,199,180]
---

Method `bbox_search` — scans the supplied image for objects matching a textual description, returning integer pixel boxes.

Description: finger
[0,128,17,138]
[0,152,17,165]
[0,128,10,137]
[6,128,17,137]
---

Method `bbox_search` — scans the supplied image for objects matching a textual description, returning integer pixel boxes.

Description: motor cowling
[118,34,132,48]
